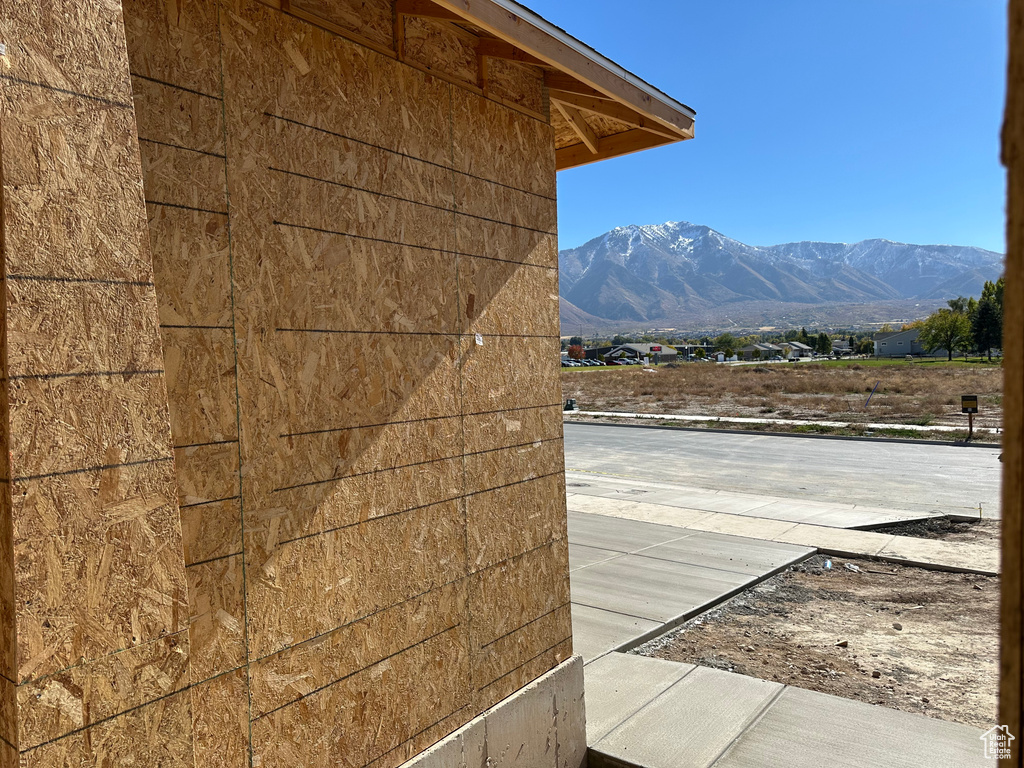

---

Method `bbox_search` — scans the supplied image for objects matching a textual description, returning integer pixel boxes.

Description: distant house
[832,339,852,355]
[583,345,613,361]
[737,343,783,361]
[873,328,941,357]
[778,341,812,358]
[607,343,678,363]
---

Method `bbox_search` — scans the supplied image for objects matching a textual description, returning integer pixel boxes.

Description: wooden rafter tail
[393,0,464,22]
[550,89,691,141]
[552,100,598,154]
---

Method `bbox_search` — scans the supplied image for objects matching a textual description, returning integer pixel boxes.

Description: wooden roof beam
[430,0,695,137]
[544,72,612,100]
[394,0,464,22]
[477,38,547,67]
[550,90,691,140]
[553,100,599,154]
[556,128,674,171]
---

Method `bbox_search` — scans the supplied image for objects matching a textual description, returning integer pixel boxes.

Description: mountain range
[558,221,1004,330]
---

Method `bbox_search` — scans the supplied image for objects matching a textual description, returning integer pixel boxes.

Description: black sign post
[962,395,979,441]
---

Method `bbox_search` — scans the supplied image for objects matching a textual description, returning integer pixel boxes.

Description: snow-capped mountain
[558,221,1003,325]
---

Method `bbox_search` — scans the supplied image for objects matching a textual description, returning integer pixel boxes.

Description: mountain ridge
[558,221,1003,329]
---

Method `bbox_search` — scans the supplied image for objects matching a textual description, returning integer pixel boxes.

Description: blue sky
[527,0,1007,253]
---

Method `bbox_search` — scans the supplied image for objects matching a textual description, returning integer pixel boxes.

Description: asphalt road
[563,422,1003,517]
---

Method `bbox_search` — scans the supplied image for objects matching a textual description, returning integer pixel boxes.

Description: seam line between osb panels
[4,369,163,382]
[129,74,222,101]
[0,75,132,109]
[139,137,227,159]
[16,627,190,690]
[252,623,461,720]
[365,702,475,768]
[264,113,557,202]
[6,275,154,287]
[146,200,228,216]
[270,220,557,270]
[276,468,564,547]
[272,446,563,493]
[477,634,574,694]
[161,325,235,331]
[279,401,562,437]
[18,660,248,755]
[247,540,567,681]
[249,578,468,667]
[480,601,571,650]
[0,104,15,710]
[274,327,558,339]
[179,495,241,509]
[186,550,243,569]
[214,5,255,764]
[268,166,557,235]
[10,455,173,483]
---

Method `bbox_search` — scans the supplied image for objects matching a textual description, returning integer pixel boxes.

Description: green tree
[694,348,706,359]
[714,332,738,352]
[857,338,874,355]
[784,329,799,342]
[799,327,810,345]
[972,290,1003,361]
[611,334,629,346]
[569,336,583,347]
[815,332,831,355]
[947,296,970,315]
[919,309,972,361]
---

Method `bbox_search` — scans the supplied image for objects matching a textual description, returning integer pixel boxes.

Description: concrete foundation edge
[402,655,587,768]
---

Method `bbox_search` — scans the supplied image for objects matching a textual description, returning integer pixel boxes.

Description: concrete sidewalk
[568,495,999,576]
[568,511,814,663]
[570,409,1001,437]
[566,471,952,528]
[584,653,991,768]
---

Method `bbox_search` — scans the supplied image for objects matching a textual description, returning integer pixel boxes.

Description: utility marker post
[961,394,979,441]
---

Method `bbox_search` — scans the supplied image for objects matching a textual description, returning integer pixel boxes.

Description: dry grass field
[562,359,1003,433]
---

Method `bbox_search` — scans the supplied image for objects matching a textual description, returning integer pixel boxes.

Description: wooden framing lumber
[1002,0,1024,760]
[477,38,547,67]
[550,89,691,139]
[555,128,675,170]
[552,100,599,153]
[430,0,695,137]
[545,72,612,100]
[394,0,464,22]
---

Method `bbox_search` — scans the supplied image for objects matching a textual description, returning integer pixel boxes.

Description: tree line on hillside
[560,281,1004,362]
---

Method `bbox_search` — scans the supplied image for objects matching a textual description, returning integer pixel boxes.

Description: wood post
[1001,0,1024,762]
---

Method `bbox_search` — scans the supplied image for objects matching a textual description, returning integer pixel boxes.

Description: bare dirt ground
[882,517,1001,548]
[562,361,1003,441]
[637,553,998,729]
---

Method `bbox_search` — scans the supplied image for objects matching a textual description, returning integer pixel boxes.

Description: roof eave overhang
[428,0,695,168]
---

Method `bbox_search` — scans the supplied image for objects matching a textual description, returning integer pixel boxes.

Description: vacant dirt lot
[562,361,1003,431]
[637,553,998,729]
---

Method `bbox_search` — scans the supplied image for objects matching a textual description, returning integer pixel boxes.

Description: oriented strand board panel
[2,0,571,764]
[0,0,193,763]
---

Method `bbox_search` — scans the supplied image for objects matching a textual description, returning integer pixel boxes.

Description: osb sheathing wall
[0,0,570,764]
[0,0,193,765]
